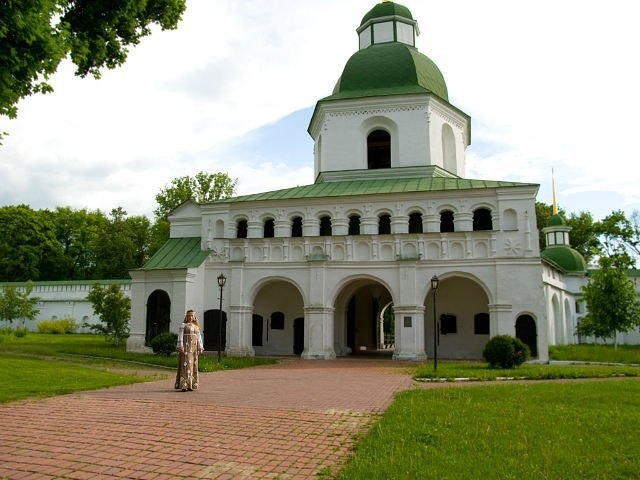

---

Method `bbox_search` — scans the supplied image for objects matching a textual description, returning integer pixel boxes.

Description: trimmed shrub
[37,317,78,334]
[483,335,530,368]
[150,332,178,356]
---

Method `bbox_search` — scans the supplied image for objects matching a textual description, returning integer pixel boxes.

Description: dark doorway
[293,317,304,355]
[204,309,227,352]
[145,290,171,345]
[346,296,356,351]
[516,314,538,357]
[252,314,263,346]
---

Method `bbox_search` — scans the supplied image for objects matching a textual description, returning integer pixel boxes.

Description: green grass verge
[550,344,640,364]
[414,361,640,382]
[337,380,640,480]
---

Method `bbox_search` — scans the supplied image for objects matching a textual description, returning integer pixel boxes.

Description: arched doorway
[335,278,393,356]
[145,290,171,345]
[516,314,538,357]
[204,309,227,353]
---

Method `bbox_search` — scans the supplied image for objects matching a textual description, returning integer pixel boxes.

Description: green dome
[547,214,566,227]
[542,246,587,274]
[327,42,449,102]
[361,2,414,25]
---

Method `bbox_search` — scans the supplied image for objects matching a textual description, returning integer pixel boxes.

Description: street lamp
[431,275,439,371]
[216,273,227,362]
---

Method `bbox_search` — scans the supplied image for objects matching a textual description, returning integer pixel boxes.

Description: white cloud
[1,0,639,220]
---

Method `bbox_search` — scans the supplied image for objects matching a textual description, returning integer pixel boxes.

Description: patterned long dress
[174,322,203,390]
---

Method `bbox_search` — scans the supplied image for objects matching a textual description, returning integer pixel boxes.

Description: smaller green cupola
[541,213,587,274]
[357,1,418,49]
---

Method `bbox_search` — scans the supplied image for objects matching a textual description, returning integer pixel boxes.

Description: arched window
[440,210,454,233]
[264,218,275,238]
[367,129,391,169]
[378,214,391,234]
[291,216,303,237]
[236,219,248,238]
[319,216,332,236]
[348,215,361,235]
[473,208,493,231]
[409,212,423,233]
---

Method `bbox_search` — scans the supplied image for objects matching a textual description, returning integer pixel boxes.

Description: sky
[1,0,639,221]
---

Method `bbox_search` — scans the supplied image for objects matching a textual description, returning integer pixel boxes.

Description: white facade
[125,2,552,361]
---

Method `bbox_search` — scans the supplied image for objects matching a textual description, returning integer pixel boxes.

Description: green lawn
[336,380,640,480]
[0,333,275,403]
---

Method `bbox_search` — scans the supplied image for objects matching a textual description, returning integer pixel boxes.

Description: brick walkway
[0,357,415,479]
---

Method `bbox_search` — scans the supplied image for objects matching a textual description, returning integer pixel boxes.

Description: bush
[37,317,78,334]
[483,335,530,368]
[150,332,178,356]
[13,326,28,337]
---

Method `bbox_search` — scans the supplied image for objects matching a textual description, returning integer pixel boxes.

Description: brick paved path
[0,357,415,479]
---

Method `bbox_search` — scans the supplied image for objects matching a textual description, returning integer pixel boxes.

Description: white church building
[125,1,594,361]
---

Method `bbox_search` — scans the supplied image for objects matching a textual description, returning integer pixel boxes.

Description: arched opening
[516,314,538,357]
[291,216,303,237]
[335,279,393,357]
[367,129,391,169]
[204,309,227,353]
[145,290,171,345]
[378,214,391,234]
[408,212,423,233]
[319,216,332,236]
[348,214,361,235]
[252,280,304,356]
[473,208,493,231]
[236,219,248,239]
[264,218,275,238]
[440,210,454,232]
[424,276,490,359]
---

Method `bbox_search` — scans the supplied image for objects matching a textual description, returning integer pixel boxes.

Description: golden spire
[551,168,558,215]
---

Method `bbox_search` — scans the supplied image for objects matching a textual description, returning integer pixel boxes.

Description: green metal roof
[547,214,566,227]
[218,176,536,204]
[361,2,413,25]
[141,237,209,270]
[542,246,587,274]
[326,43,448,103]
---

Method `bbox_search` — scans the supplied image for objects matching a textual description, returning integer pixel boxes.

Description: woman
[175,309,204,391]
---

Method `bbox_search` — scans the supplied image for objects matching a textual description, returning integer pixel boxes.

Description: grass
[550,344,640,364]
[336,380,640,480]
[414,361,640,382]
[0,332,276,403]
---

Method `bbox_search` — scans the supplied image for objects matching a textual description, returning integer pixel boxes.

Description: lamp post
[216,273,227,362]
[431,275,439,371]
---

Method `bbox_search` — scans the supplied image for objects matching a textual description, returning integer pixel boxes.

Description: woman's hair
[183,309,201,329]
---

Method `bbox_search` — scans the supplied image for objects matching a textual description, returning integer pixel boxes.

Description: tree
[596,210,640,265]
[0,282,41,329]
[0,205,65,281]
[0,0,186,141]
[154,171,238,219]
[93,207,137,279]
[86,283,130,346]
[577,254,640,348]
